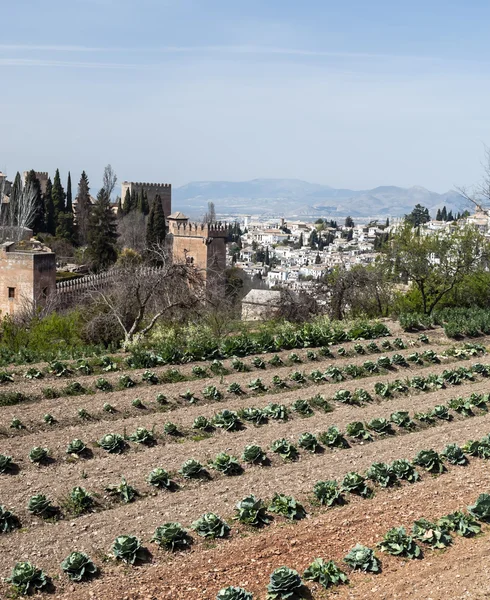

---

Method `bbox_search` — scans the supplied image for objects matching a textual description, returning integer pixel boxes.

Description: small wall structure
[121,181,172,217]
[0,240,56,316]
[241,289,282,321]
[168,212,228,282]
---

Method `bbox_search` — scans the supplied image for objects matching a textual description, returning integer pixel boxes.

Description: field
[2,320,490,599]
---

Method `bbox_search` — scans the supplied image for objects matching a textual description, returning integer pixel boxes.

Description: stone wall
[121,181,172,216]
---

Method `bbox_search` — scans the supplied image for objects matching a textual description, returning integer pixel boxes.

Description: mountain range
[173,179,469,220]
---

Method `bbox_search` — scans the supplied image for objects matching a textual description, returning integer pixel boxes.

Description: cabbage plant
[147,467,172,488]
[98,433,125,454]
[366,462,397,488]
[0,454,13,473]
[270,439,299,461]
[242,444,266,464]
[341,472,371,498]
[291,399,313,417]
[61,551,97,581]
[240,407,267,425]
[211,453,243,476]
[413,449,445,473]
[112,535,146,564]
[179,458,205,478]
[130,427,156,445]
[268,493,306,520]
[228,382,244,395]
[29,447,49,463]
[343,544,380,572]
[6,561,49,595]
[152,522,191,551]
[69,486,94,514]
[412,518,452,549]
[214,410,241,431]
[264,403,289,421]
[346,421,372,441]
[267,566,303,600]
[234,495,270,527]
[438,511,481,537]
[379,527,421,558]
[43,413,56,425]
[303,558,348,589]
[217,586,253,600]
[106,478,137,503]
[191,513,230,538]
[313,480,343,507]
[390,411,413,429]
[367,418,392,435]
[319,426,348,448]
[0,505,20,532]
[468,493,490,521]
[66,439,86,455]
[441,444,467,466]
[298,432,318,453]
[203,385,223,400]
[193,416,213,430]
[431,405,451,420]
[27,494,57,518]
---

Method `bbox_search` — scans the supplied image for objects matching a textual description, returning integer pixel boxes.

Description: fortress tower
[121,181,171,216]
[23,171,49,195]
[167,212,229,282]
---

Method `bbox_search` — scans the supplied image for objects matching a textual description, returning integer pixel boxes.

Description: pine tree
[52,168,66,219]
[447,210,454,221]
[441,206,447,221]
[75,171,91,246]
[130,189,137,212]
[315,253,321,264]
[56,212,75,243]
[88,189,119,271]
[436,208,442,221]
[24,171,44,234]
[122,188,131,214]
[344,216,354,228]
[385,217,390,228]
[66,172,72,212]
[309,229,318,248]
[44,178,55,235]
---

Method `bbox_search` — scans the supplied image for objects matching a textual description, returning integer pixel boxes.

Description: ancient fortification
[121,181,172,217]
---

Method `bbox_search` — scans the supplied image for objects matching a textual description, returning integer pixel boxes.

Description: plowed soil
[1,327,490,599]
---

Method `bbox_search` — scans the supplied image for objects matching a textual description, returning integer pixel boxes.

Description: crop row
[2,439,490,598]
[1,344,484,418]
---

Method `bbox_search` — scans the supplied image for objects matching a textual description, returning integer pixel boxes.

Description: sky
[2,0,490,195]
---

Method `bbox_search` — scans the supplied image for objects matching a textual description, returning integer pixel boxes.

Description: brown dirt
[2,332,490,599]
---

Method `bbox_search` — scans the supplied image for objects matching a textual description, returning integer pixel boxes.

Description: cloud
[0,58,148,69]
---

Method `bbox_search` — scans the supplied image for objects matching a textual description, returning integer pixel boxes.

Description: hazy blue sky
[2,0,490,194]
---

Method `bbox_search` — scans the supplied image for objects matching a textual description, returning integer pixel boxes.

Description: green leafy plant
[0,505,20,532]
[95,377,113,392]
[309,369,326,383]
[252,356,266,369]
[119,374,136,388]
[264,403,289,421]
[24,367,43,379]
[98,433,125,454]
[152,522,191,551]
[0,454,13,473]
[390,411,413,429]
[156,392,168,405]
[412,518,452,549]
[142,370,159,384]
[413,449,445,473]
[267,566,303,600]
[363,360,378,373]
[367,417,393,435]
[441,443,467,466]
[163,421,180,436]
[217,586,253,600]
[76,360,93,375]
[319,426,348,448]
[192,365,208,378]
[249,377,268,391]
[232,358,249,372]
[391,353,408,367]
[291,399,313,417]
[193,416,213,430]
[191,513,230,538]
[227,382,244,395]
[179,458,205,478]
[414,411,435,424]
[242,444,267,464]
[29,446,49,463]
[6,561,49,595]
[272,375,288,388]
[66,439,86,455]
[106,478,137,503]
[343,544,380,572]
[289,352,302,363]
[78,408,91,420]
[325,366,344,381]
[49,360,71,377]
[303,558,348,589]
[313,480,343,507]
[438,511,481,537]
[203,385,223,400]
[268,493,306,520]
[271,438,299,461]
[346,421,372,441]
[234,495,271,527]
[448,397,474,417]
[240,407,267,425]
[298,432,319,453]
[27,494,57,518]
[10,417,24,429]
[214,409,241,431]
[211,452,243,476]
[378,527,421,558]
[374,382,391,398]
[132,398,146,409]
[147,467,172,488]
[65,381,87,396]
[354,343,365,354]
[334,389,353,404]
[112,535,146,564]
[68,486,94,514]
[366,462,397,487]
[377,356,392,369]
[468,493,490,521]
[210,360,226,375]
[391,459,419,482]
[353,388,372,403]
[341,472,371,497]
[61,551,97,582]
[43,413,56,425]
[393,337,406,349]
[431,405,451,420]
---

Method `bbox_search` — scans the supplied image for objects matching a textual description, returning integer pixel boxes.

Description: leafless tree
[117,211,147,254]
[88,246,205,346]
[102,164,117,200]
[203,201,217,224]
[0,175,38,241]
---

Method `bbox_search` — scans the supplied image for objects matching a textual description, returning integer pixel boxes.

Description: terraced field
[2,323,490,599]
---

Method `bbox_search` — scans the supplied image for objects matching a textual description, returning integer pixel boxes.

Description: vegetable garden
[2,319,490,598]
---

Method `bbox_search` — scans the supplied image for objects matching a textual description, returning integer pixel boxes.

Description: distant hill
[173,178,468,220]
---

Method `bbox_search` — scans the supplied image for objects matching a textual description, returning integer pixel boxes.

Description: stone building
[0,239,56,317]
[168,212,228,282]
[121,181,172,216]
[22,171,49,195]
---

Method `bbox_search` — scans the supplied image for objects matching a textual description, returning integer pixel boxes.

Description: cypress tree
[385,217,390,228]
[44,178,56,235]
[146,194,166,247]
[66,171,72,212]
[436,208,442,221]
[122,188,131,214]
[10,172,22,220]
[142,190,149,215]
[75,171,91,246]
[447,210,454,221]
[56,211,75,244]
[88,188,119,271]
[130,189,137,212]
[23,170,44,233]
[441,206,447,221]
[52,168,66,219]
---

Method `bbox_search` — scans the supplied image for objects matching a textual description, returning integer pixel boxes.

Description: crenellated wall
[121,181,172,216]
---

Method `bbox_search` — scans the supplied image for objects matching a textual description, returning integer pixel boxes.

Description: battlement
[122,181,171,189]
[170,221,230,238]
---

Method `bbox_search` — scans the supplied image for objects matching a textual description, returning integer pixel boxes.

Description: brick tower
[167,212,229,282]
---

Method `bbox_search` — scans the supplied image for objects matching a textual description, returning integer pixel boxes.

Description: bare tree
[102,164,117,200]
[203,201,217,224]
[88,246,205,346]
[117,211,147,254]
[0,175,38,241]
